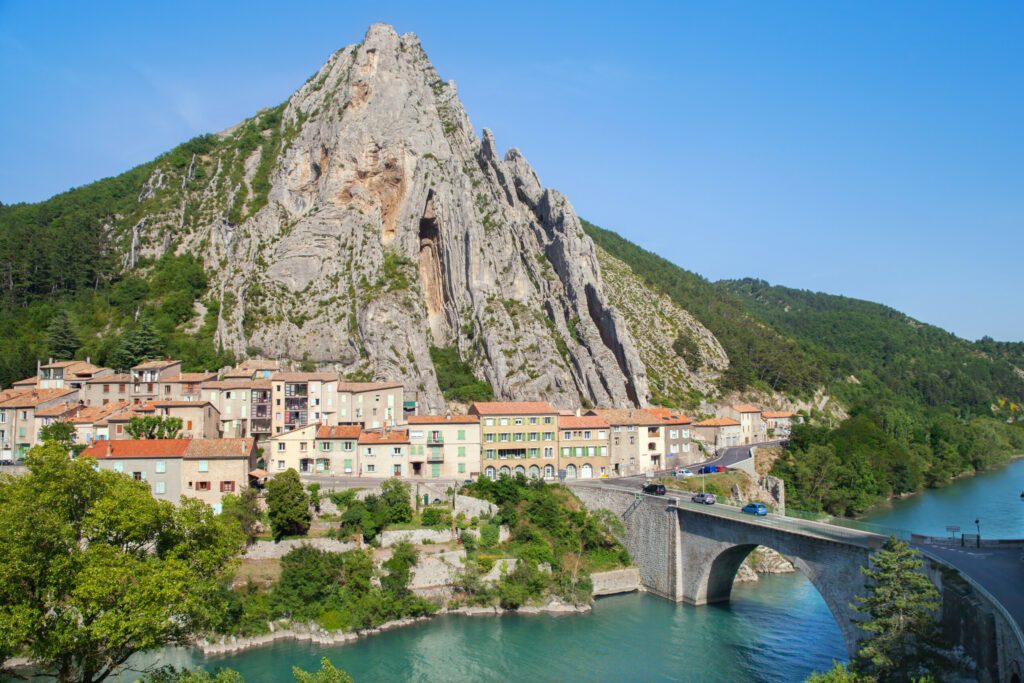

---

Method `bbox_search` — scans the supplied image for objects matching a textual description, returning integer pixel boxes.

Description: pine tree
[110,317,165,370]
[44,309,79,361]
[852,537,946,681]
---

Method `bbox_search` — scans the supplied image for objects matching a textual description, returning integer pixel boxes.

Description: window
[113,462,124,473]
[458,446,466,457]
[528,432,538,442]
[613,426,621,432]
[458,462,466,474]
[514,417,523,425]
[155,461,166,474]
[103,384,110,394]
[366,464,376,473]
[196,481,211,491]
[220,481,235,493]
[584,430,591,440]
[514,432,524,442]
[544,432,554,441]
[392,447,403,456]
[499,417,509,426]
[529,416,538,425]
[543,416,553,425]
[119,384,126,393]
[484,418,494,427]
[598,430,607,440]
[561,447,570,457]
[320,441,332,452]
[499,433,509,443]
[543,447,554,459]
[669,429,679,439]
[365,447,375,456]
[116,424,123,434]
[485,449,496,460]
[457,429,466,440]
[485,433,495,443]
[277,442,285,452]
[198,460,209,473]
[529,448,539,458]
[186,420,193,431]
[563,431,571,440]
[133,471,144,481]
[153,481,166,494]
[299,442,307,452]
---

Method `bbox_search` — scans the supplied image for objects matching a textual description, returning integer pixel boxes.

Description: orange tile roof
[132,359,181,370]
[70,401,130,424]
[201,379,273,390]
[586,408,661,426]
[731,404,762,413]
[40,360,105,376]
[35,402,80,417]
[272,372,339,382]
[13,376,38,386]
[317,425,362,439]
[762,411,797,419]
[86,373,132,384]
[184,438,255,459]
[407,414,479,424]
[559,415,609,429]
[694,417,741,427]
[0,388,78,408]
[164,372,217,383]
[470,401,557,416]
[646,407,693,425]
[82,438,192,459]
[236,359,281,370]
[359,429,410,445]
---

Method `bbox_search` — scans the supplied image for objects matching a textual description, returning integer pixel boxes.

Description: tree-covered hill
[720,278,1024,417]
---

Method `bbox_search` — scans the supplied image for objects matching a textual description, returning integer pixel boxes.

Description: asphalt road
[915,542,1024,636]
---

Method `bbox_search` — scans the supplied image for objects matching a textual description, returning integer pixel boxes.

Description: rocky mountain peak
[117,24,726,411]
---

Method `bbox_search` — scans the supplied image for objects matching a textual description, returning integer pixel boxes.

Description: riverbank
[196,599,593,656]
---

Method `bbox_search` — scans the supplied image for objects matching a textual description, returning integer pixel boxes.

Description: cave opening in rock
[418,191,446,341]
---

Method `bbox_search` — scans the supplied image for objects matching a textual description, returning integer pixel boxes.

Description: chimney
[105,440,112,458]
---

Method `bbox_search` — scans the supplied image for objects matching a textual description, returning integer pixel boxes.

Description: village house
[69,401,130,446]
[723,404,767,445]
[647,407,698,468]
[82,437,258,512]
[586,408,664,476]
[762,410,801,437]
[129,359,183,404]
[358,428,410,478]
[336,381,405,429]
[160,372,217,402]
[270,372,341,434]
[202,378,273,441]
[407,414,481,479]
[693,417,742,449]
[0,388,79,460]
[268,423,319,474]
[82,373,131,406]
[470,401,558,480]
[558,414,611,480]
[36,359,111,390]
[153,400,222,439]
[314,424,362,476]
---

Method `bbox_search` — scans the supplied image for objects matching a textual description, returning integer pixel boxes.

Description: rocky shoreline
[196,600,592,656]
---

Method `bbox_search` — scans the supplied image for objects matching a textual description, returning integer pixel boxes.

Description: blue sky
[1,1,1021,340]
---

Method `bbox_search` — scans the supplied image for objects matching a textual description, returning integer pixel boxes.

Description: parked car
[675,468,694,478]
[742,503,769,516]
[697,465,718,475]
[642,483,667,496]
[716,466,727,472]
[691,492,716,505]
[0,458,14,467]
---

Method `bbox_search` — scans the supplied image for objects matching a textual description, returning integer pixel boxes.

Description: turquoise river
[136,458,1024,682]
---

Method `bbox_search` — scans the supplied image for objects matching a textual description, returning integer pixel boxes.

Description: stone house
[337,381,405,429]
[129,359,183,404]
[586,408,664,476]
[470,401,558,480]
[358,428,410,478]
[82,373,132,406]
[36,359,111,390]
[647,407,698,468]
[693,417,742,449]
[723,404,766,445]
[0,387,79,459]
[69,401,130,446]
[762,410,801,437]
[314,424,362,476]
[153,400,222,439]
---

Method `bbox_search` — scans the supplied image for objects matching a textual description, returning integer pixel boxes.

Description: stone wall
[379,528,453,547]
[243,537,356,560]
[591,567,641,596]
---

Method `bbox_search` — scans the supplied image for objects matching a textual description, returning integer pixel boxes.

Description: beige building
[129,360,183,404]
[161,372,217,402]
[337,382,405,429]
[202,379,273,441]
[69,401,130,447]
[0,388,79,460]
[470,401,558,480]
[762,410,801,437]
[647,407,698,468]
[723,404,766,445]
[558,415,611,480]
[693,417,742,449]
[153,401,222,439]
[358,429,410,478]
[314,425,362,476]
[268,423,319,475]
[82,437,257,513]
[37,359,111,390]
[587,408,664,476]
[82,373,132,406]
[407,415,481,479]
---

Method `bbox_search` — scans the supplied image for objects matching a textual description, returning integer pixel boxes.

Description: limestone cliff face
[119,24,724,411]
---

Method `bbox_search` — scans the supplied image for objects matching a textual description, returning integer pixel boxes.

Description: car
[675,468,694,478]
[697,465,718,475]
[599,473,609,479]
[0,459,14,467]
[642,483,667,496]
[691,492,716,505]
[716,466,727,473]
[742,503,769,516]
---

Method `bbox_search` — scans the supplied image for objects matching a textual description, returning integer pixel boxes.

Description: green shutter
[458,463,466,473]
[457,429,465,440]
[431,463,441,478]
[458,446,466,457]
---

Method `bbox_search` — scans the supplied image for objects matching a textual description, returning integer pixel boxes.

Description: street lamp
[975,518,981,547]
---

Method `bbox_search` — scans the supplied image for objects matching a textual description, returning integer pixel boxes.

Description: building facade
[723,404,766,445]
[470,401,559,480]
[407,415,481,479]
[558,415,611,479]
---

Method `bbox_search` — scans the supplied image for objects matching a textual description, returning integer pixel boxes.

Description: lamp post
[975,518,981,548]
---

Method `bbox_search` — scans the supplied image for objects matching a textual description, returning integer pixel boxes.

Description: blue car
[697,465,718,474]
[742,503,768,516]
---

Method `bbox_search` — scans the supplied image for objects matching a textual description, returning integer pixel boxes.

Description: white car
[675,468,694,478]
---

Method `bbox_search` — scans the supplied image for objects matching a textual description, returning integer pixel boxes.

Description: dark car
[742,502,769,516]
[642,483,667,496]
[691,492,716,505]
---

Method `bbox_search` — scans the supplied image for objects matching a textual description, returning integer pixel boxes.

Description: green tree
[805,662,862,682]
[378,479,413,524]
[852,537,945,681]
[308,482,322,513]
[265,469,310,540]
[272,546,345,620]
[45,308,80,361]
[221,486,262,545]
[39,420,76,450]
[381,541,418,595]
[292,658,354,683]
[110,317,164,371]
[0,444,244,682]
[125,415,183,439]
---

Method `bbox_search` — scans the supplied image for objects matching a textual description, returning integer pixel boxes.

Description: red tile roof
[586,408,661,426]
[13,376,38,386]
[272,372,339,382]
[81,437,255,460]
[132,359,181,370]
[694,417,741,427]
[559,415,609,429]
[731,404,762,413]
[184,438,255,459]
[153,400,213,408]
[201,379,272,390]
[407,414,479,424]
[70,401,130,424]
[359,429,410,445]
[646,407,693,425]
[35,402,80,417]
[317,425,362,439]
[470,401,557,416]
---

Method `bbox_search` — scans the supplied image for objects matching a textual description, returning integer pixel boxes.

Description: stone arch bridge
[569,482,1024,683]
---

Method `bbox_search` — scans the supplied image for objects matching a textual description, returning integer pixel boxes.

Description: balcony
[252,391,271,405]
[251,419,272,434]
[427,432,444,445]
[284,383,308,398]
[427,448,444,463]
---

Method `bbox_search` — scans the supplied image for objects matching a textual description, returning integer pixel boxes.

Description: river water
[137,459,1024,682]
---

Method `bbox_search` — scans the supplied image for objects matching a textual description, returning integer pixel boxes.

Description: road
[915,542,1024,638]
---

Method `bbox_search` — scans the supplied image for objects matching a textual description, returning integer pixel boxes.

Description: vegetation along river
[137,459,1024,682]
